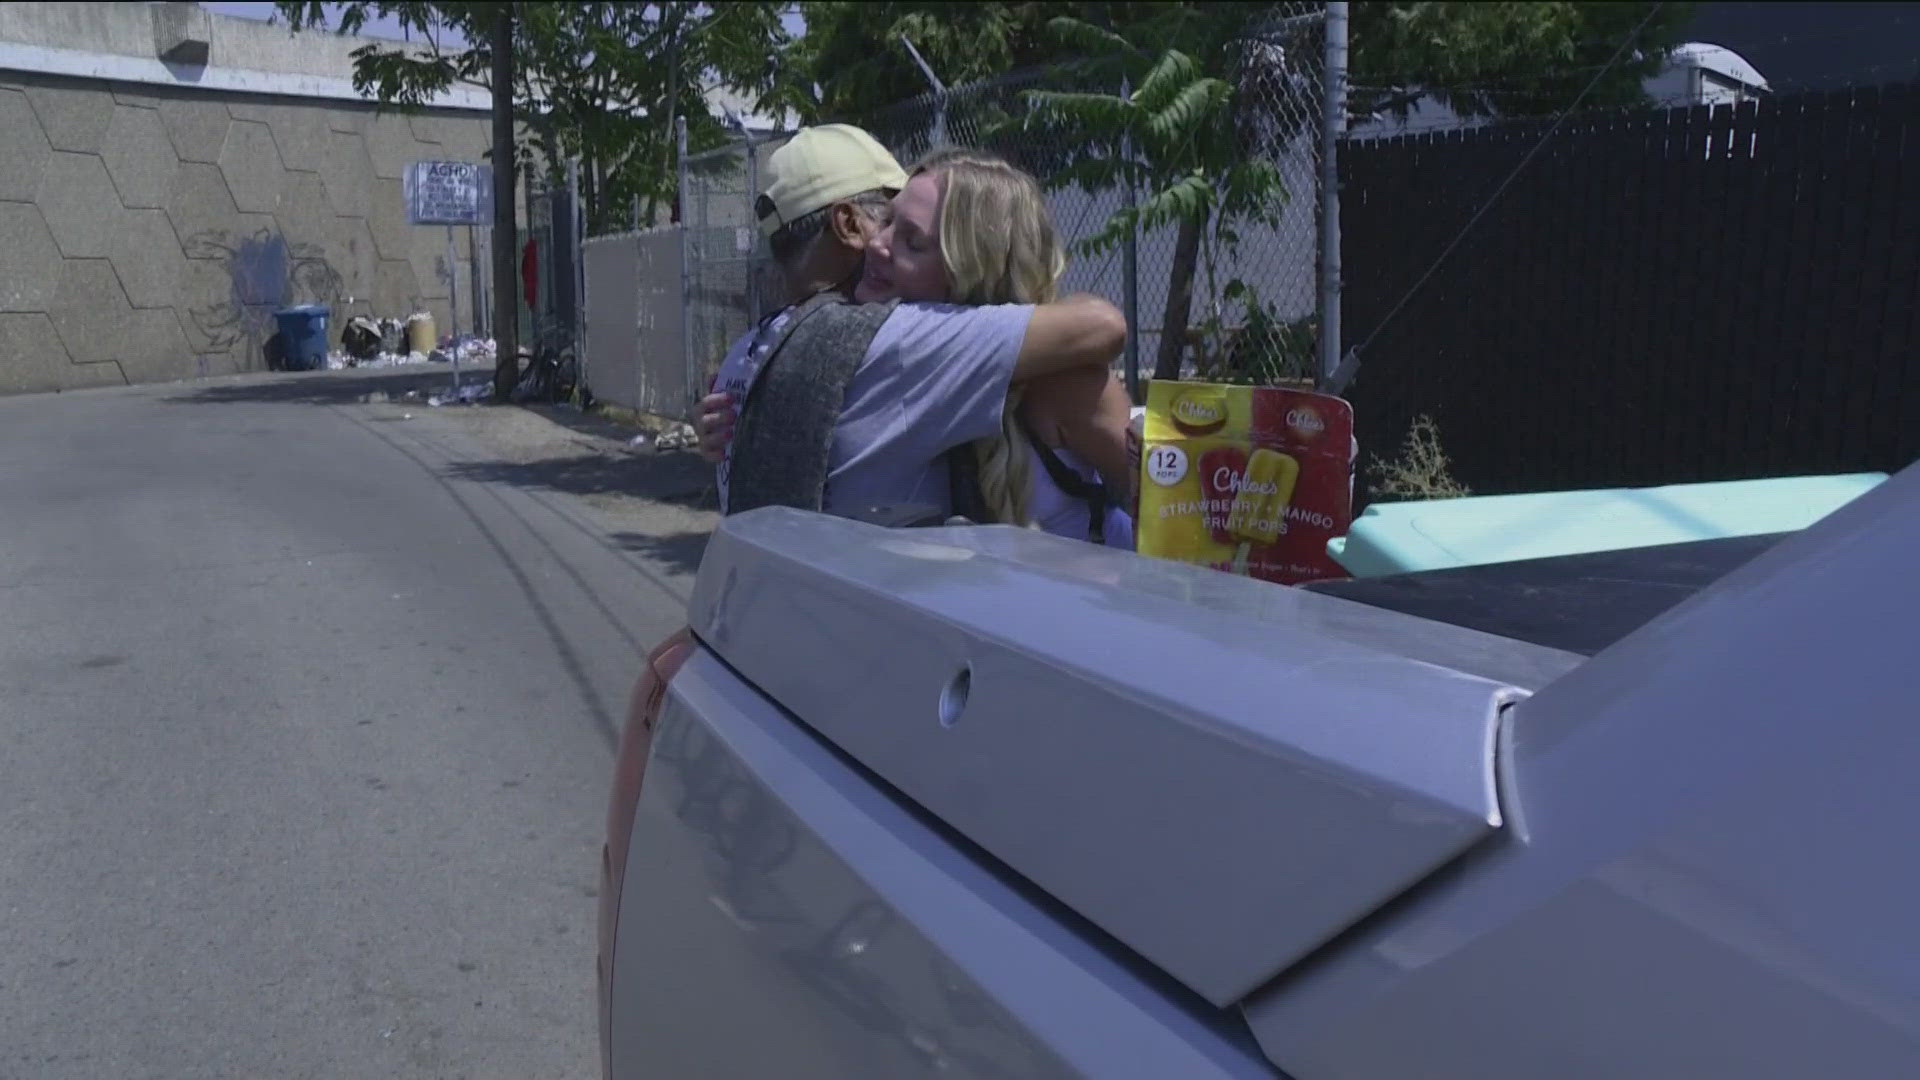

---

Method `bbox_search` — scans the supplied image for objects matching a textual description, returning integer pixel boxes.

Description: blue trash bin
[273,305,330,371]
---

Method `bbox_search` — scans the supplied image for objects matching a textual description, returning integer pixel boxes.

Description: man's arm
[696,295,1127,462]
[1014,294,1127,382]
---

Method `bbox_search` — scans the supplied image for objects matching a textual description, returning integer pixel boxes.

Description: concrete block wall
[0,70,493,395]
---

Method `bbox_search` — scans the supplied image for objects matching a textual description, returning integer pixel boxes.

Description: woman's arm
[1020,366,1137,509]
[1014,295,1127,381]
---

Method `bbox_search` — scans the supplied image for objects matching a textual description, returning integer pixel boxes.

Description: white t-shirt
[1027,441,1137,549]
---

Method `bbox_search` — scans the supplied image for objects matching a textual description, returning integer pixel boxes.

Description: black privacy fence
[1341,80,1920,501]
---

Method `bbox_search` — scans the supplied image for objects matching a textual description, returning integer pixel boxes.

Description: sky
[201,2,806,47]
[202,1,425,42]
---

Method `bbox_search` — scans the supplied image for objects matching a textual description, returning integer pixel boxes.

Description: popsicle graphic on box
[1137,382,1353,585]
[1225,448,1300,574]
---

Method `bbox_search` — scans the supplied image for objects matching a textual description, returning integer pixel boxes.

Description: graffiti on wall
[184,228,345,368]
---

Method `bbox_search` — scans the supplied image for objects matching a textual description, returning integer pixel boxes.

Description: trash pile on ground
[340,317,380,360]
[454,338,496,367]
[621,424,701,454]
[323,313,498,372]
[651,423,699,451]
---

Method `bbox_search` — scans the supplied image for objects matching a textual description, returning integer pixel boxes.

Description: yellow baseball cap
[755,124,908,238]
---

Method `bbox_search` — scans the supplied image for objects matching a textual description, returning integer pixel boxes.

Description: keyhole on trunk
[939,664,972,728]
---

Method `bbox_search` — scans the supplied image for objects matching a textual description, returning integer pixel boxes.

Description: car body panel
[687,511,1577,1005]
[1243,462,1920,1077]
[607,648,1279,1079]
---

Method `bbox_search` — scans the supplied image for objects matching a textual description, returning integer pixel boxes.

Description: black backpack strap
[1022,418,1110,544]
[728,295,900,515]
[946,444,994,524]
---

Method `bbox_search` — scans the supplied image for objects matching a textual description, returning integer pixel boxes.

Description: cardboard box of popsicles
[1135,381,1355,585]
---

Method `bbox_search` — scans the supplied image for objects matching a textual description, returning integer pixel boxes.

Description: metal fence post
[677,115,695,413]
[466,225,478,338]
[745,139,760,323]
[569,157,586,397]
[1119,76,1141,403]
[900,34,949,147]
[446,225,459,344]
[445,224,461,391]
[472,225,488,338]
[1318,1,1349,392]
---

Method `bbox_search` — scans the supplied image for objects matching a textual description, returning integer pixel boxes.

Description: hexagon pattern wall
[0,74,493,395]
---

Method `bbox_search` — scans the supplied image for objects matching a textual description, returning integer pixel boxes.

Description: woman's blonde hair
[911,147,1065,527]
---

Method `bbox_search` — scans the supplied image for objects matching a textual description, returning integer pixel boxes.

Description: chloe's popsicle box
[1135,381,1355,585]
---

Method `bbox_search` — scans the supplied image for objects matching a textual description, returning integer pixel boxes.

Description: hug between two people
[696,124,1139,548]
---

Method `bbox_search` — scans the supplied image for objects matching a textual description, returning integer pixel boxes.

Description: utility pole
[1120,75,1140,403]
[490,3,520,402]
[1317,2,1349,393]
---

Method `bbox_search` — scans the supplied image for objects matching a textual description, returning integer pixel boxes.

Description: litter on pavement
[428,380,493,407]
[651,424,699,451]
[455,338,497,367]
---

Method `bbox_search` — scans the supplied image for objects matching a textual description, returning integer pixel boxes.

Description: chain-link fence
[524,177,578,355]
[667,1,1337,410]
[679,132,794,413]
[587,3,1920,505]
[855,3,1331,390]
[575,131,800,419]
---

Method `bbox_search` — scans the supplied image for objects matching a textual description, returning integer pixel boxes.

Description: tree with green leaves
[793,2,1692,383]
[1032,2,1691,381]
[1349,1,1693,120]
[277,1,790,398]
[777,3,1066,120]
[1019,16,1293,383]
[778,2,1255,121]
[512,3,791,230]
[278,2,524,398]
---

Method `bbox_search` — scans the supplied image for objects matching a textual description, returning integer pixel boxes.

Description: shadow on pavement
[605,530,712,576]
[442,452,719,510]
[519,401,686,445]
[161,367,468,407]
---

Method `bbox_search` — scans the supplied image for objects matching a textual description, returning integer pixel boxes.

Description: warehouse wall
[0,62,492,392]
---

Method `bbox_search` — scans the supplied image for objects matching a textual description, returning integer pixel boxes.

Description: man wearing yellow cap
[697,124,1126,520]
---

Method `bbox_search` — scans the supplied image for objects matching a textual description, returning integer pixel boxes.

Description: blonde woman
[855,147,1137,545]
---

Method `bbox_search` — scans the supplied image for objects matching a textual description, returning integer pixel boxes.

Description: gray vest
[726,293,898,516]
[727,292,994,523]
